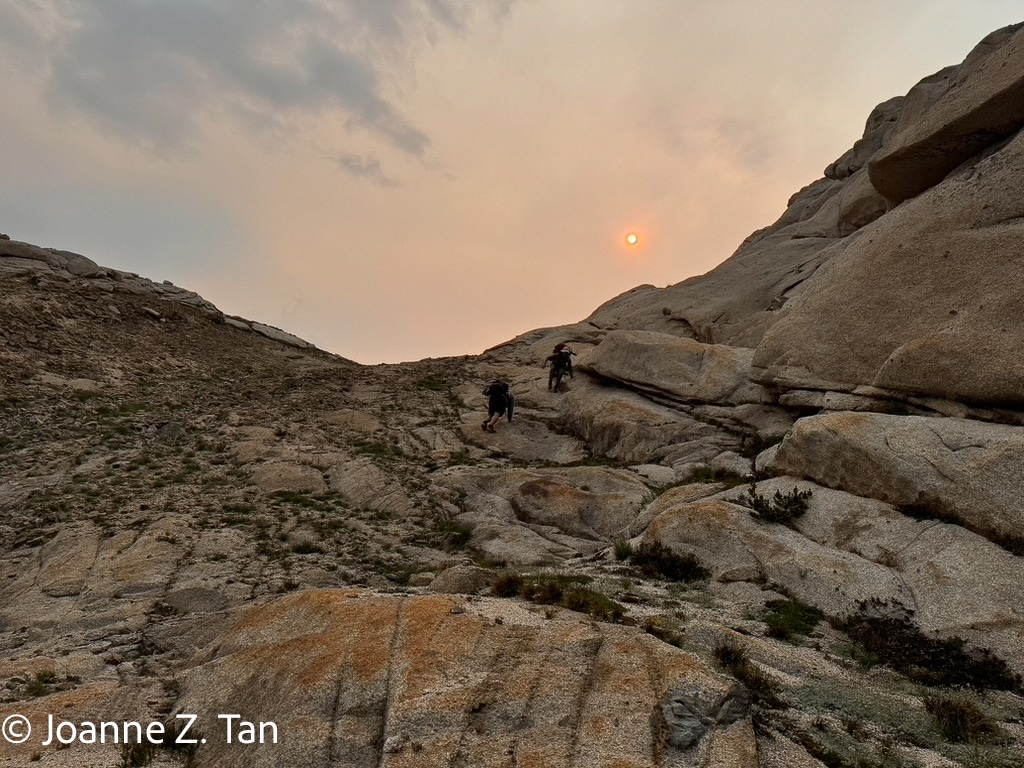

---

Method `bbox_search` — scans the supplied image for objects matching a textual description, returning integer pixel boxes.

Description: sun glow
[625,232,639,246]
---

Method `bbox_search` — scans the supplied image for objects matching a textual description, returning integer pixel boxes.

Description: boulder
[754,127,1024,408]
[869,23,1024,205]
[766,411,1024,546]
[438,466,653,564]
[251,461,328,495]
[427,565,494,595]
[642,493,910,617]
[557,379,731,463]
[581,330,768,406]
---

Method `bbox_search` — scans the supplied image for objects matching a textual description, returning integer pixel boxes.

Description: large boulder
[556,379,738,464]
[581,330,768,406]
[766,411,1024,547]
[642,492,910,617]
[438,466,653,564]
[753,125,1024,407]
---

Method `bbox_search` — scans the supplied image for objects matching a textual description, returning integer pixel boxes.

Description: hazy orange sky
[1,2,1021,363]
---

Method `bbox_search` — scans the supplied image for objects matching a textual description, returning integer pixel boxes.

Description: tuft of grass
[613,539,635,561]
[712,640,785,709]
[763,598,823,642]
[629,541,709,582]
[924,691,997,743]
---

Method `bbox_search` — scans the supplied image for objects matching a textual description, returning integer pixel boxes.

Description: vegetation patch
[438,519,474,550]
[491,572,624,622]
[613,539,634,561]
[763,598,823,642]
[736,484,812,525]
[712,640,786,709]
[836,600,1022,692]
[628,540,709,582]
[924,691,997,743]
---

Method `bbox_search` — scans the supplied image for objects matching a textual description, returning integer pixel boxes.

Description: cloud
[335,152,399,187]
[8,0,513,154]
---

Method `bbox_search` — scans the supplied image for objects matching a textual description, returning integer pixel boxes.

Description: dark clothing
[484,382,510,416]
[546,350,574,376]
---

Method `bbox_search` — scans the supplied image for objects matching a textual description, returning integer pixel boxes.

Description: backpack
[506,388,515,422]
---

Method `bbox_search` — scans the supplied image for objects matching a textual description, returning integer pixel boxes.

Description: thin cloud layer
[3,0,512,155]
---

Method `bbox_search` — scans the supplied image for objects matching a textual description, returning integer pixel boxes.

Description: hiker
[545,343,576,391]
[482,380,512,432]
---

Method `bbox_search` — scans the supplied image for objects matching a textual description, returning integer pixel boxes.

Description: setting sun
[626,233,639,246]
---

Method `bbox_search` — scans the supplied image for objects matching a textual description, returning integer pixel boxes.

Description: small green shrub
[492,572,524,598]
[713,640,748,673]
[630,541,709,582]
[924,691,996,743]
[763,599,823,642]
[613,539,635,561]
[739,484,812,524]
[439,520,474,549]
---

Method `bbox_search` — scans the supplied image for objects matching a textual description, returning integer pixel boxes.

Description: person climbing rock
[482,380,512,432]
[545,343,576,391]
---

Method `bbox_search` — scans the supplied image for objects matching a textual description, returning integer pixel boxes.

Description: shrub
[837,600,1022,692]
[439,520,474,549]
[492,573,624,622]
[924,691,997,743]
[491,573,524,598]
[630,541,709,582]
[713,640,748,674]
[763,599,823,642]
[739,484,812,524]
[613,539,635,561]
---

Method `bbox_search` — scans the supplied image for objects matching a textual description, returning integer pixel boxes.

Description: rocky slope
[3,21,1024,768]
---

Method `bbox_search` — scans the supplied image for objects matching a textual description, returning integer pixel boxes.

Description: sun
[625,232,639,246]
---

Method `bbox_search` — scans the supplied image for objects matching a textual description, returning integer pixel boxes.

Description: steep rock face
[582,24,1024,415]
[753,126,1024,406]
[869,23,1024,205]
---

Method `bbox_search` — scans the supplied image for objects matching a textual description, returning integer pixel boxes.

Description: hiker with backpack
[545,343,576,391]
[482,380,513,432]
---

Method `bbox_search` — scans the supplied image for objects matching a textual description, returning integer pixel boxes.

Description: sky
[1,1,1021,364]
